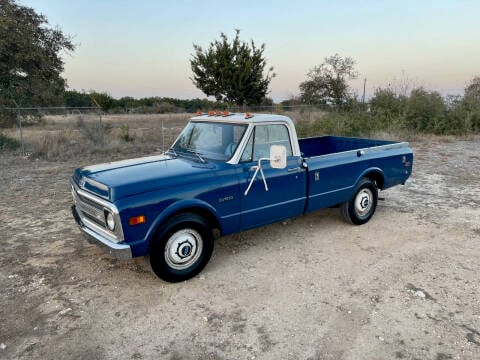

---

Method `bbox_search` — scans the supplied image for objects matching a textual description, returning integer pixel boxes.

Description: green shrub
[370,88,407,117]
[405,88,447,133]
[152,102,181,114]
[369,88,408,130]
[0,133,20,150]
[294,120,312,138]
[448,96,480,134]
[303,110,380,137]
[367,86,480,135]
[120,125,134,142]
[0,111,16,128]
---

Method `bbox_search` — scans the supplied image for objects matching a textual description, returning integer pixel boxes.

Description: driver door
[238,124,306,230]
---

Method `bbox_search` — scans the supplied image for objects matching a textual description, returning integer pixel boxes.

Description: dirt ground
[1,133,479,360]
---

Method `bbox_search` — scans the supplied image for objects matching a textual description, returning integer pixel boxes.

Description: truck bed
[298,135,412,214]
[299,136,396,158]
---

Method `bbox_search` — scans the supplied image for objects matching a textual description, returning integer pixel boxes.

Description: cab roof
[190,113,294,126]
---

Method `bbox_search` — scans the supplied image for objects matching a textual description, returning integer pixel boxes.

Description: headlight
[105,211,115,231]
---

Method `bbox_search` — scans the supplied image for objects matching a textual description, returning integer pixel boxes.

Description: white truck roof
[190,113,295,127]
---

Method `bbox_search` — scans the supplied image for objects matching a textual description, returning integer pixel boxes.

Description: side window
[240,124,293,162]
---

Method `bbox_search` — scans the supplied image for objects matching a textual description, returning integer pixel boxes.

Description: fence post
[11,101,25,157]
[17,112,25,157]
[99,109,104,145]
[162,119,165,152]
[91,99,104,146]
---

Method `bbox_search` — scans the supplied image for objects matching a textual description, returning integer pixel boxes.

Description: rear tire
[148,213,214,282]
[340,178,378,225]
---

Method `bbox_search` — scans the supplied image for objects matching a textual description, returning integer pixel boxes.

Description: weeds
[120,125,134,142]
[75,113,105,145]
[35,130,78,160]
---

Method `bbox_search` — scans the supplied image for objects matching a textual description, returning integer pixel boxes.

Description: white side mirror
[270,145,287,169]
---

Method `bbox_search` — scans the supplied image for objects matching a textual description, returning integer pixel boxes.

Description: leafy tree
[370,88,407,116]
[64,90,92,107]
[0,0,74,125]
[115,96,136,111]
[299,54,358,107]
[405,88,447,133]
[448,90,480,134]
[90,91,114,112]
[260,97,274,106]
[190,30,275,106]
[465,76,480,104]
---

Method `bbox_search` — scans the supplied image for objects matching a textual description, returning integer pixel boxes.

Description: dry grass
[3,113,190,161]
[3,112,478,161]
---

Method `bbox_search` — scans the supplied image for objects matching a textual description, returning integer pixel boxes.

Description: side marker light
[129,215,146,226]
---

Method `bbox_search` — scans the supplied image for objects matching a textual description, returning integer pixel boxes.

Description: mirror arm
[244,157,270,196]
[259,165,268,191]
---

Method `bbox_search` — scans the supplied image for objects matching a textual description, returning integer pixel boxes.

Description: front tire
[149,213,214,282]
[340,178,378,225]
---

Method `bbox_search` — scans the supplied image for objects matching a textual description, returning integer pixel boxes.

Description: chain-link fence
[0,106,101,156]
[0,105,334,160]
[0,106,194,160]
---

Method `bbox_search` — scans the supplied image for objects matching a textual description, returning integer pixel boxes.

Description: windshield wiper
[169,146,206,163]
[165,148,178,157]
[185,147,206,163]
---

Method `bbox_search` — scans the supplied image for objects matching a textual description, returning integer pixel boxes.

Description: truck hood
[73,154,216,201]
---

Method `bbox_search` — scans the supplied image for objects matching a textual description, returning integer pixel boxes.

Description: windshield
[170,121,248,161]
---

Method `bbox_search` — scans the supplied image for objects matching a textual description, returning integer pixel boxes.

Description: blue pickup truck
[71,113,413,282]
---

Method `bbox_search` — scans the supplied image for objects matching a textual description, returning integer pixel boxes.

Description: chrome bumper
[72,205,132,260]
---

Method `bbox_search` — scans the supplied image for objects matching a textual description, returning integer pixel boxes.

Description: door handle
[287,167,299,172]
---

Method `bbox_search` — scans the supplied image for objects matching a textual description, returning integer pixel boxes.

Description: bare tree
[386,70,419,97]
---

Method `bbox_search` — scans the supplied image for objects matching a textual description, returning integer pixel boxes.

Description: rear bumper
[72,205,132,260]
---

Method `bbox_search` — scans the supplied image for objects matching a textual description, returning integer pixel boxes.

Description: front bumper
[72,205,132,260]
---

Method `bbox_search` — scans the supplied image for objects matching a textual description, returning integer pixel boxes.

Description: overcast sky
[21,0,480,101]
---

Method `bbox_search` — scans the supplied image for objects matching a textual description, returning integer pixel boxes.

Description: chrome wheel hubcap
[165,229,203,270]
[354,188,373,217]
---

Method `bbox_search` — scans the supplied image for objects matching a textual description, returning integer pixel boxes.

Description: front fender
[138,199,219,255]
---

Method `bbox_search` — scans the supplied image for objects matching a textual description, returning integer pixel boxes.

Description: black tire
[148,213,214,282]
[340,178,378,225]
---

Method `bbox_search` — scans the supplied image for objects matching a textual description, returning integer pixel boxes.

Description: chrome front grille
[75,193,105,226]
[71,183,124,243]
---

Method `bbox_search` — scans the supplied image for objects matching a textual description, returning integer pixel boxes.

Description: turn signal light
[245,112,253,118]
[196,110,202,116]
[129,215,146,226]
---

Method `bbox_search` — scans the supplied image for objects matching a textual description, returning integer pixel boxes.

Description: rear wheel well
[363,171,384,190]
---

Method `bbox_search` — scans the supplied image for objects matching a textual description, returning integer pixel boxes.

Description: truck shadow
[211,207,348,267]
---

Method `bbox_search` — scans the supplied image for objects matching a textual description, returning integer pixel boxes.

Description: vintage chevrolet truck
[71,112,413,282]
